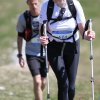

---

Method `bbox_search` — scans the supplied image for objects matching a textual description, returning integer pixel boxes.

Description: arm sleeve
[16,13,26,33]
[74,0,86,24]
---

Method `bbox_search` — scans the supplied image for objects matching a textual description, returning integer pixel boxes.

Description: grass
[0,65,57,100]
[0,0,100,100]
[0,0,27,65]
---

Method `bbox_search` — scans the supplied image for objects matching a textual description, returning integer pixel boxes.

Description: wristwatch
[17,54,22,58]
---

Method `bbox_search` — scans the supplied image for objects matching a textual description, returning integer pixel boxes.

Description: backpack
[22,10,32,41]
[43,0,78,42]
[23,10,44,56]
[41,0,78,35]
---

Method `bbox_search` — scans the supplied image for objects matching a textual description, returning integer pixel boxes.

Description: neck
[30,10,39,16]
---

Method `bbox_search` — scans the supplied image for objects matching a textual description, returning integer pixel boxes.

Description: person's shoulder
[42,0,49,4]
[73,0,82,8]
[73,0,81,5]
[41,0,49,7]
[73,0,79,2]
[17,11,26,24]
[18,12,25,20]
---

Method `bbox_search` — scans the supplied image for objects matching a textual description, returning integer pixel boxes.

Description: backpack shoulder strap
[47,0,77,21]
[67,0,77,20]
[24,10,32,29]
[47,0,54,21]
[23,10,32,41]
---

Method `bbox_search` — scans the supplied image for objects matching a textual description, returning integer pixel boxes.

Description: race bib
[52,30,73,39]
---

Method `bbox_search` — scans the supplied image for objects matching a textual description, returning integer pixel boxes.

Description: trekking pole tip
[89,19,93,41]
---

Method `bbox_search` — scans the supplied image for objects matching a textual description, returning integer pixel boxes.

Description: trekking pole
[43,20,50,100]
[89,19,94,100]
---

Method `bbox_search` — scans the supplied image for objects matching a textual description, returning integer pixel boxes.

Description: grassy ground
[0,0,27,65]
[0,0,100,100]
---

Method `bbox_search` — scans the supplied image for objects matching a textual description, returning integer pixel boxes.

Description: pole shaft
[89,19,94,100]
[44,21,50,100]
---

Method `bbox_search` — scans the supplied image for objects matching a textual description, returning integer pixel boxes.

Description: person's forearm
[17,36,23,54]
[78,23,85,38]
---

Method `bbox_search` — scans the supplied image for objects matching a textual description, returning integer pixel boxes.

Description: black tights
[47,40,80,100]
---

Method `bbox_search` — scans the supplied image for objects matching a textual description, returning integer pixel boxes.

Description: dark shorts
[26,55,47,77]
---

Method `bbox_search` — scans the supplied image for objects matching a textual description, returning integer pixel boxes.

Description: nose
[32,3,37,8]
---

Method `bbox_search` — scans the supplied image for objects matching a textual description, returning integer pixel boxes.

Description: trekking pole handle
[89,19,92,30]
[89,19,92,41]
[43,20,47,36]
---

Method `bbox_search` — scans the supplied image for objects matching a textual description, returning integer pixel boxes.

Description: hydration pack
[21,10,32,41]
